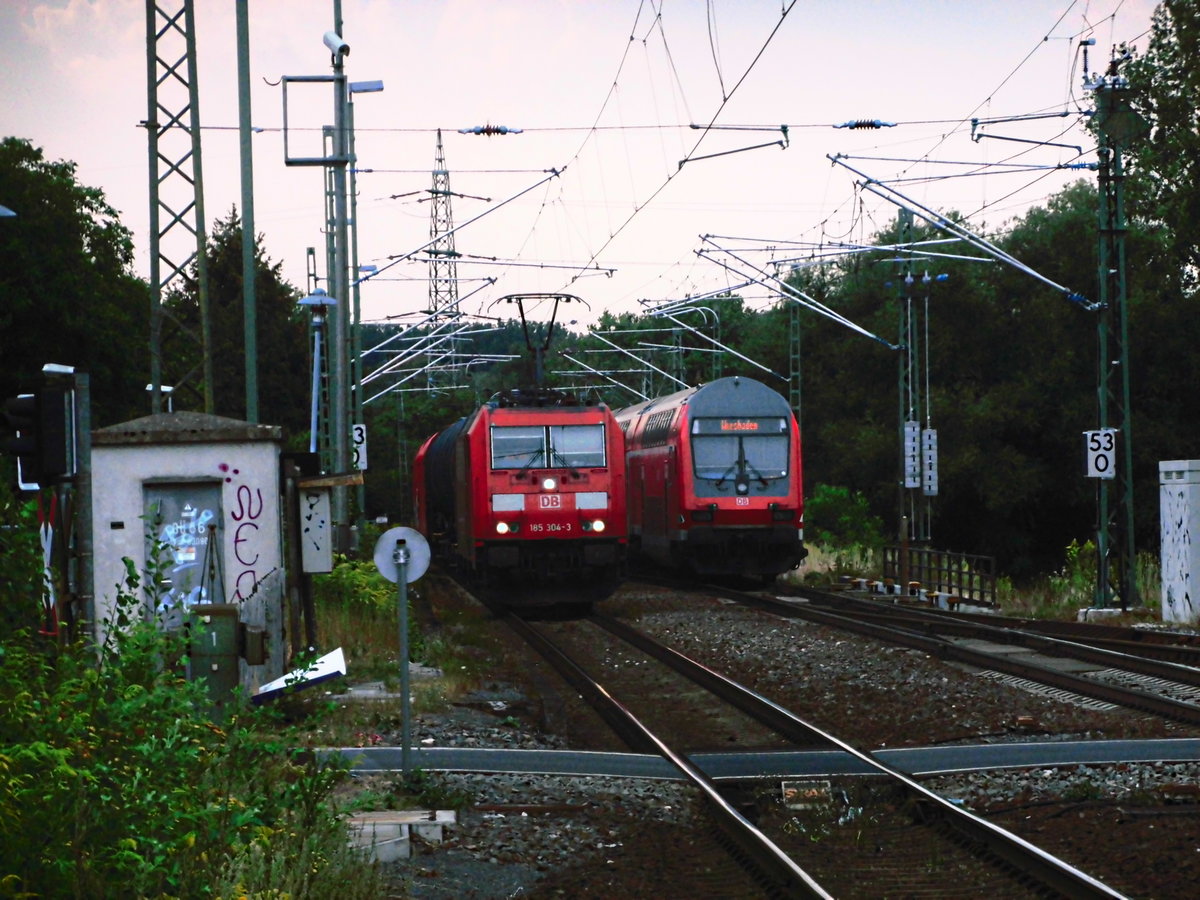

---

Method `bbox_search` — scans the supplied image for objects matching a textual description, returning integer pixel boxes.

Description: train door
[144,481,224,627]
[662,443,677,539]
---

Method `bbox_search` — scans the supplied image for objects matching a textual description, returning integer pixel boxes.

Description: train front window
[548,424,605,468]
[491,426,545,468]
[491,423,607,470]
[691,417,789,481]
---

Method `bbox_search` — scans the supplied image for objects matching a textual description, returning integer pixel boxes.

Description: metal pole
[349,98,366,531]
[308,310,324,454]
[236,0,258,423]
[1091,59,1140,609]
[283,460,304,664]
[330,26,352,551]
[74,373,94,641]
[394,538,412,774]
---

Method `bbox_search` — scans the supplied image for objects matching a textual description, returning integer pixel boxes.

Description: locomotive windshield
[690,417,789,481]
[491,424,606,469]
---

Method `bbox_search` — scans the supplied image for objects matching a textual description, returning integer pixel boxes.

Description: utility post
[1087,46,1144,609]
[280,16,359,552]
[788,302,801,430]
[895,210,921,544]
[235,0,258,423]
[348,79,384,537]
[328,15,353,553]
[894,209,943,547]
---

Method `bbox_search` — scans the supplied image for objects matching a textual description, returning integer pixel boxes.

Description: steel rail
[790,587,1200,651]
[498,608,831,898]
[592,611,1129,900]
[813,603,1200,689]
[883,605,1200,666]
[677,580,1200,727]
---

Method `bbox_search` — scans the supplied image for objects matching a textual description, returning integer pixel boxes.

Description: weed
[999,540,1162,620]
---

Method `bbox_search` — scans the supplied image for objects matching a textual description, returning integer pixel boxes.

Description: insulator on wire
[458,124,524,136]
[834,119,896,129]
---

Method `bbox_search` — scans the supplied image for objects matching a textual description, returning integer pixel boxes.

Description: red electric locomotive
[414,387,628,606]
[614,375,806,583]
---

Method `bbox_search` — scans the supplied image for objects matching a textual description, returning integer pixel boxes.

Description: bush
[312,554,427,675]
[0,487,386,898]
[805,484,886,550]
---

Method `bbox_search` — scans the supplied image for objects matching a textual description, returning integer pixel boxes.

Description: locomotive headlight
[541,477,557,491]
[591,519,606,533]
[736,482,749,495]
[496,521,518,535]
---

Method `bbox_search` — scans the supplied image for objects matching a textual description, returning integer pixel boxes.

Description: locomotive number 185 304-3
[527,522,572,533]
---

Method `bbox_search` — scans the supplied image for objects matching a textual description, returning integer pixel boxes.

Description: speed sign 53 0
[1084,428,1118,479]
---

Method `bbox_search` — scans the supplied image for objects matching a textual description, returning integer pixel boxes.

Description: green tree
[162,209,310,438]
[1127,0,1200,294]
[0,137,150,429]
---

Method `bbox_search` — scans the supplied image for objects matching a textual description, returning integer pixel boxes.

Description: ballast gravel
[358,584,1200,898]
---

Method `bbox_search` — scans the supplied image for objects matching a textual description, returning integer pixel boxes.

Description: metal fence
[882,545,997,607]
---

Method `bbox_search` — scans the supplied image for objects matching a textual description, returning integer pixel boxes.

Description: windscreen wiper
[518,449,547,474]
[547,445,580,477]
[743,459,772,487]
[713,461,739,489]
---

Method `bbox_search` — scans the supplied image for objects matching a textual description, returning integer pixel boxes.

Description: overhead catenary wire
[337,1,1151,333]
[828,154,1097,309]
[550,0,800,295]
[697,235,901,350]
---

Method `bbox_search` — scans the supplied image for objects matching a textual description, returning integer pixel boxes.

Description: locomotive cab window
[691,417,789,481]
[491,426,545,468]
[491,424,606,470]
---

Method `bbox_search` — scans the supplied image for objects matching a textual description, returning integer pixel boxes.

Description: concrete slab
[951,638,1039,658]
[347,810,456,862]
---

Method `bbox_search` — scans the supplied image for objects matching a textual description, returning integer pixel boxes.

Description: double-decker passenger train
[615,375,806,583]
[414,387,628,606]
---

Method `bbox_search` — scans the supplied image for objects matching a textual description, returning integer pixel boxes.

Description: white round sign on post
[373,527,431,583]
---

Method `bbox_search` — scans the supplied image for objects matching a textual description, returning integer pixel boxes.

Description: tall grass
[789,537,1164,623]
[784,542,881,587]
[998,539,1162,621]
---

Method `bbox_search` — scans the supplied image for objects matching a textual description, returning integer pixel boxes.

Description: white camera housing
[323,31,350,57]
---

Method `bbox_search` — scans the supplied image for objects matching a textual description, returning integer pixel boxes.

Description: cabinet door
[144,482,224,623]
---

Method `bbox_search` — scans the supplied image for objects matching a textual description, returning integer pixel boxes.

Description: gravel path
[358,583,1200,898]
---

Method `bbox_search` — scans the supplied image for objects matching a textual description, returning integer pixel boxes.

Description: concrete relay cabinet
[1160,459,1200,625]
[91,411,288,696]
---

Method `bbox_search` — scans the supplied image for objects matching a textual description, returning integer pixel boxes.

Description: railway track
[496,601,1129,898]
[653,577,1200,728]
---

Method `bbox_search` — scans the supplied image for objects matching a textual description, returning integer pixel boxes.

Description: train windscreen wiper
[518,449,547,473]
[547,445,580,477]
[743,458,772,487]
[713,461,739,488]
[715,437,753,488]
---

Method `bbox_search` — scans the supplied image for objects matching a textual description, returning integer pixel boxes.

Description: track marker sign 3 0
[352,423,368,471]
[1084,428,1118,479]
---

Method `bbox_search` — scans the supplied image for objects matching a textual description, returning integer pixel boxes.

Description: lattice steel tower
[144,0,212,413]
[427,129,460,317]
[1090,54,1142,609]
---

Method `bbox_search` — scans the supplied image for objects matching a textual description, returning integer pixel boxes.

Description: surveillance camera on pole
[323,31,349,58]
